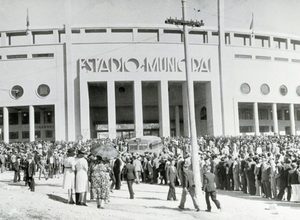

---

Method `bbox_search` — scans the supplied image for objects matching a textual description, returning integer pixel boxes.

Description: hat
[67,148,75,157]
[77,148,87,156]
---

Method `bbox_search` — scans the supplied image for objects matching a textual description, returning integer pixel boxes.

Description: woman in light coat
[75,149,89,206]
[63,148,76,204]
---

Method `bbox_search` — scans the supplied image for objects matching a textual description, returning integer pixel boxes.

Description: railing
[0,26,300,51]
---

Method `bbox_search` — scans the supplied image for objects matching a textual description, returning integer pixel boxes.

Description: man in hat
[287,163,300,201]
[203,165,221,212]
[123,157,136,199]
[178,157,200,212]
[25,154,36,192]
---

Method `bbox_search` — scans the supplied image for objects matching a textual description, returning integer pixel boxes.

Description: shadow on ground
[47,194,68,204]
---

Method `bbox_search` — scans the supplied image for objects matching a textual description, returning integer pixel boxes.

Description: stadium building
[1,0,300,142]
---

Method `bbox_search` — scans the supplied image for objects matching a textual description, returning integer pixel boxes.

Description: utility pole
[165,0,204,202]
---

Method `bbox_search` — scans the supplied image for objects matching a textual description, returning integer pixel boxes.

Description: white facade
[0,0,300,142]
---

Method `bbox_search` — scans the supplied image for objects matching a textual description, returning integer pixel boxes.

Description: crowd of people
[0,135,300,211]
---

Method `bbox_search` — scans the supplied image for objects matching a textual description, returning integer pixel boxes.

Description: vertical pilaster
[254,102,259,135]
[290,103,295,135]
[3,107,9,143]
[272,103,279,134]
[158,81,170,137]
[107,81,116,139]
[134,80,144,137]
[29,106,35,142]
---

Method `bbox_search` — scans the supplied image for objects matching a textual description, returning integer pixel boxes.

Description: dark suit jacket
[166,165,178,183]
[124,163,136,181]
[26,161,36,178]
[203,172,216,192]
[288,169,300,185]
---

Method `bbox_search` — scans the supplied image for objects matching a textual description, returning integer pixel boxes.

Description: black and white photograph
[0,0,300,219]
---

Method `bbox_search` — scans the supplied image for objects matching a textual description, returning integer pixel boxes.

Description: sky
[0,0,300,36]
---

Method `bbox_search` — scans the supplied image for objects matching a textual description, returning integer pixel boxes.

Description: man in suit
[124,158,136,199]
[166,159,179,200]
[26,154,36,192]
[287,163,300,201]
[178,157,200,212]
[277,159,292,200]
[113,156,122,190]
[203,165,221,212]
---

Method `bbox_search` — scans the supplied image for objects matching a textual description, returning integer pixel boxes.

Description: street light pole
[166,0,204,201]
[181,0,202,202]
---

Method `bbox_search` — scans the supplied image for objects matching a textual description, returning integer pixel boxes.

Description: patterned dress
[91,163,110,201]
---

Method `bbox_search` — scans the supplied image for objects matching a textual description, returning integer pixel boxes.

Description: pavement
[0,171,299,220]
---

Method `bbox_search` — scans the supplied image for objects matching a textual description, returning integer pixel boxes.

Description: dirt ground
[0,171,299,220]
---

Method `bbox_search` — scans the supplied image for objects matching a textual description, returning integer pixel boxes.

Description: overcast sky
[0,0,299,36]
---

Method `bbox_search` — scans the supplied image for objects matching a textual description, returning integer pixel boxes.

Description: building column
[107,81,116,139]
[182,82,190,136]
[29,106,35,142]
[289,103,296,135]
[253,102,259,135]
[175,105,180,136]
[158,81,170,137]
[134,80,143,137]
[272,103,279,135]
[79,81,90,141]
[3,107,9,143]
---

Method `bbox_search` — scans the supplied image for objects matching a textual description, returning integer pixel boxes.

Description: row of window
[10,84,50,99]
[8,130,54,140]
[0,111,53,125]
[240,83,297,96]
[239,108,300,121]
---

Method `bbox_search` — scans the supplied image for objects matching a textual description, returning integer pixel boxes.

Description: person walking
[63,148,76,204]
[203,165,221,212]
[90,156,110,209]
[166,159,178,201]
[75,149,89,206]
[25,154,36,192]
[123,158,136,199]
[178,157,200,212]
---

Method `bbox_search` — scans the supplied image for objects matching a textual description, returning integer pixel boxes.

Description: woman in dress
[75,149,89,206]
[63,148,76,204]
[91,156,110,209]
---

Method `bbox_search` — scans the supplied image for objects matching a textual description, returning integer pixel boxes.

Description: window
[259,126,270,132]
[44,111,53,124]
[296,86,300,96]
[240,126,253,133]
[35,130,41,138]
[22,131,29,139]
[11,85,24,99]
[240,83,251,94]
[296,110,300,121]
[35,111,41,124]
[284,109,290,120]
[22,112,29,124]
[239,108,253,120]
[279,85,288,96]
[45,130,53,138]
[9,132,19,139]
[259,109,269,120]
[200,107,207,120]
[260,84,270,95]
[277,110,283,120]
[0,113,3,124]
[9,113,18,125]
[37,84,50,97]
